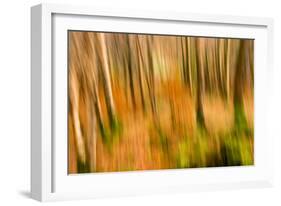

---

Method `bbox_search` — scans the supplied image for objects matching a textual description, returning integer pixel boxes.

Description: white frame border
[31,3,274,202]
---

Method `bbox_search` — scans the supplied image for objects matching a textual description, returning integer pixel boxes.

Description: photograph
[67,31,254,174]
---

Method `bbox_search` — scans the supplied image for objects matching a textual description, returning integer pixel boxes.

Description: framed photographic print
[31,3,274,201]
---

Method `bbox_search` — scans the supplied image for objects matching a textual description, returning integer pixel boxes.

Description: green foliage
[221,135,243,166]
[156,127,168,149]
[177,139,191,168]
[175,117,254,169]
[176,129,209,168]
[220,132,253,166]
[240,139,253,165]
[77,158,90,173]
[234,103,248,134]
[110,115,123,137]
[99,115,123,149]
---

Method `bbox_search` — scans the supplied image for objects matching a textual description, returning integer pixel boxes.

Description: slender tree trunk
[187,37,196,97]
[136,36,146,112]
[69,71,86,164]
[226,39,231,102]
[98,33,117,125]
[187,37,193,93]
[218,39,226,98]
[146,36,157,118]
[126,35,137,110]
[181,37,187,84]
[195,38,206,127]
[234,41,244,105]
[233,40,250,130]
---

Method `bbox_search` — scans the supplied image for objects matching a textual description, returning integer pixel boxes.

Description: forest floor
[95,80,254,172]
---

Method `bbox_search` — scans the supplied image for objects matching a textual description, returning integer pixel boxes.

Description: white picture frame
[31,3,274,202]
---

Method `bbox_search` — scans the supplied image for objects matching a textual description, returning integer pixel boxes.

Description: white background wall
[0,0,280,205]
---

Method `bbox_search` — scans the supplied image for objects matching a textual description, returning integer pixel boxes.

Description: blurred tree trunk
[195,38,206,127]
[68,33,88,170]
[146,36,157,118]
[226,39,232,102]
[126,34,137,110]
[234,41,245,105]
[136,36,146,112]
[69,70,86,165]
[233,40,252,131]
[68,112,77,173]
[234,40,253,102]
[181,37,188,84]
[98,33,117,127]
[217,39,227,99]
[187,37,197,97]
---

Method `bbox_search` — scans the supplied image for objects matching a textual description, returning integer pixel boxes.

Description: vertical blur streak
[68,32,254,174]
